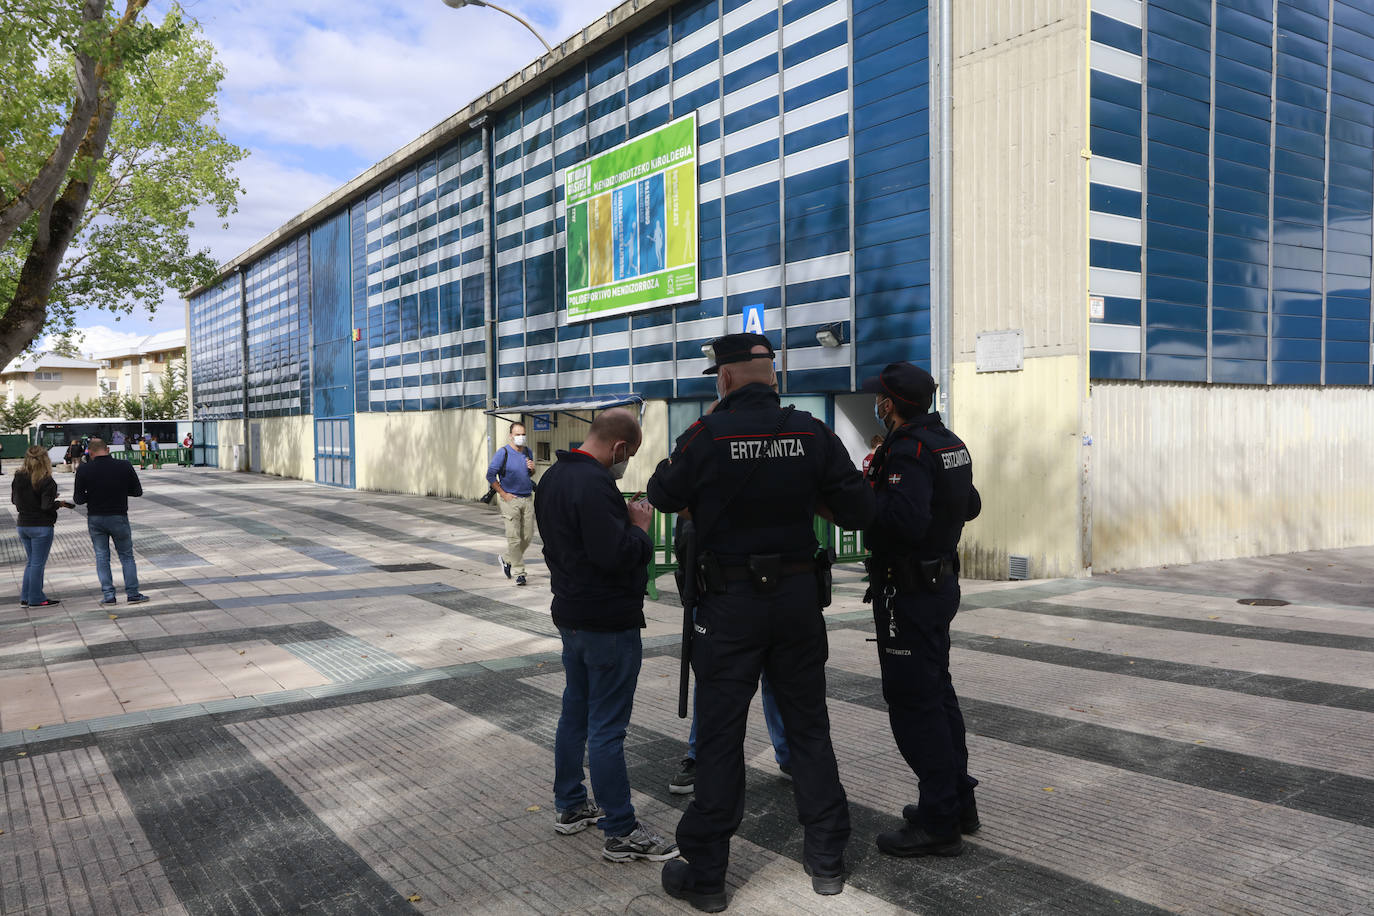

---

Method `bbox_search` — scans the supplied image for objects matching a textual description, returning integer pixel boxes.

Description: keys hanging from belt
[883,584,898,639]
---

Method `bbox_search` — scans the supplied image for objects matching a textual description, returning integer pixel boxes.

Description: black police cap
[860,361,937,409]
[702,332,775,375]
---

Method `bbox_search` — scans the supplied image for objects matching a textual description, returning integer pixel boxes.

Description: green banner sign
[565,113,698,321]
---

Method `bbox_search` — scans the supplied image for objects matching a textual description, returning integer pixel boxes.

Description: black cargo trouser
[676,574,850,889]
[872,573,977,833]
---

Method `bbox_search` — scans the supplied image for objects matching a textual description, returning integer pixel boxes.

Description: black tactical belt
[717,559,816,583]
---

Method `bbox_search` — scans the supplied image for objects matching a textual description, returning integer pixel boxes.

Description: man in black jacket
[862,362,982,858]
[648,333,875,912]
[73,438,148,606]
[534,408,679,865]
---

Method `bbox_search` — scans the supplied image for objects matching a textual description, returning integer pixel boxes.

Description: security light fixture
[816,323,845,348]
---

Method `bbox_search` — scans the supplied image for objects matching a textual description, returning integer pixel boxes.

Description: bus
[34,419,187,460]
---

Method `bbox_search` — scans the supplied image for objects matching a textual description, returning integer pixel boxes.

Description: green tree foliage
[0,1,243,365]
[0,393,45,431]
[48,331,82,356]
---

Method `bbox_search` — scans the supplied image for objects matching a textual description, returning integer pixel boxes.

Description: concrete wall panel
[256,416,314,482]
[952,1,1087,357]
[953,355,1086,580]
[1092,383,1374,570]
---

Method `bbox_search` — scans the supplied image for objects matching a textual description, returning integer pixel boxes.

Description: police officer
[649,333,874,912]
[861,361,982,857]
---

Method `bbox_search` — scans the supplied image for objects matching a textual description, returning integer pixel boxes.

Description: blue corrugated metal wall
[1090,0,1374,386]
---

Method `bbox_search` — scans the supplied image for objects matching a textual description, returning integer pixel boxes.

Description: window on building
[35,371,62,381]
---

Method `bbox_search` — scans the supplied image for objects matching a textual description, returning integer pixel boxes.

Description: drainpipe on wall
[478,116,497,459]
[237,265,249,468]
[935,0,953,420]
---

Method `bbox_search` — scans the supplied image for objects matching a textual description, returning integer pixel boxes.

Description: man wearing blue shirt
[488,422,536,586]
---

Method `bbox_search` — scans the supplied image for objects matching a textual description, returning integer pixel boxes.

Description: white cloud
[201,0,618,161]
[38,325,154,358]
[190,154,342,266]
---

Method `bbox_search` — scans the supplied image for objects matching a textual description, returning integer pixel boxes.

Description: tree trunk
[0,0,149,368]
[0,69,121,368]
[0,0,107,249]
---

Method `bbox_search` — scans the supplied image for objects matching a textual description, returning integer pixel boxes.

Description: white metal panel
[1091,382,1374,570]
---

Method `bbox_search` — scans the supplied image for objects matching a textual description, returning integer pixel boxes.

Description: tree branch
[0,0,107,249]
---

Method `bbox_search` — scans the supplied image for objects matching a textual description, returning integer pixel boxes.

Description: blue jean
[554,626,642,838]
[87,514,139,600]
[687,673,789,768]
[17,526,55,605]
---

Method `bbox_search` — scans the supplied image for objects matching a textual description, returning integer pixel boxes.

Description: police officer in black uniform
[649,333,875,912]
[861,361,982,858]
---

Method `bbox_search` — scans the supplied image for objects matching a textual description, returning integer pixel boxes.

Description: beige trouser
[499,494,535,576]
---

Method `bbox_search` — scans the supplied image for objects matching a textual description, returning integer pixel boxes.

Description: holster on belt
[864,555,953,597]
[700,551,818,595]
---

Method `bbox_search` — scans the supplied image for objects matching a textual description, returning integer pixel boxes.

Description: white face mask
[513,434,527,447]
[609,443,630,480]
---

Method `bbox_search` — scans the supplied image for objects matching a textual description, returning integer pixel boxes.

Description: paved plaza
[0,468,1371,915]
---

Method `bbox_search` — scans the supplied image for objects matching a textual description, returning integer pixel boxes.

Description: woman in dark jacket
[12,445,73,608]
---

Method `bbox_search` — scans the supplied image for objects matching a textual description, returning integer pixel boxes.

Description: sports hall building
[186,0,1374,578]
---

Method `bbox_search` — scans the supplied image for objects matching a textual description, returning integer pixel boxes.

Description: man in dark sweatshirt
[533,408,678,865]
[73,438,148,605]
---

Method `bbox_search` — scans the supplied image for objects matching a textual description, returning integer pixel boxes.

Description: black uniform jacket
[647,383,875,559]
[534,449,651,632]
[866,411,981,562]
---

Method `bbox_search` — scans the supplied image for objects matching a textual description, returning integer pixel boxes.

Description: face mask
[874,400,888,428]
[513,434,527,446]
[609,443,629,480]
[715,373,727,402]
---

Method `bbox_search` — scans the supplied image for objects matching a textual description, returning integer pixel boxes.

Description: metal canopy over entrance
[484,395,645,426]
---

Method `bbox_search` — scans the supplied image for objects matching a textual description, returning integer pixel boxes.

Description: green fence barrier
[630,494,868,601]
[0,433,29,463]
[114,447,192,468]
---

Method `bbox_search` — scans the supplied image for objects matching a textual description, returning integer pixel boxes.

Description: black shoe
[100,597,118,606]
[669,757,696,795]
[19,601,27,608]
[126,594,150,605]
[803,863,844,896]
[497,554,512,579]
[778,762,792,781]
[904,800,981,835]
[29,599,61,608]
[876,821,964,858]
[516,575,527,586]
[661,859,727,913]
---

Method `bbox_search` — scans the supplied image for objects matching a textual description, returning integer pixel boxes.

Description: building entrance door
[191,421,217,466]
[249,422,262,472]
[314,418,353,487]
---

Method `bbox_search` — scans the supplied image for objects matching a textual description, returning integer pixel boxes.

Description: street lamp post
[439,0,553,53]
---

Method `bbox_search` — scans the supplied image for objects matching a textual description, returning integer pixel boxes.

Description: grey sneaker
[553,800,602,835]
[669,757,696,795]
[603,823,679,863]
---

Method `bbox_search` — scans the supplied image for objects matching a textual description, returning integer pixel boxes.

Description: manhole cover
[1238,598,1290,607]
[374,562,445,573]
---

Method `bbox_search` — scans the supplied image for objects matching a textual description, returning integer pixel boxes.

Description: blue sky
[60,0,611,355]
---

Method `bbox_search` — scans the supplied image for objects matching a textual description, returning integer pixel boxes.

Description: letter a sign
[742,303,764,335]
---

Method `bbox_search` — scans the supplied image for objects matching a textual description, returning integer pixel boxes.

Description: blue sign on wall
[532,414,552,431]
[742,303,764,335]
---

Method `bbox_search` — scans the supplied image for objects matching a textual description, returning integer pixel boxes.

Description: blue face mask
[874,400,887,427]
